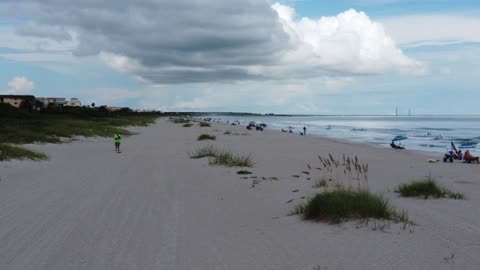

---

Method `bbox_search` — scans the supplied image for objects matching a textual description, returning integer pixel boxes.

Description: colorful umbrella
[392,135,408,141]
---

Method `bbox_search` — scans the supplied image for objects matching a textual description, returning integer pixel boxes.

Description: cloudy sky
[0,0,479,114]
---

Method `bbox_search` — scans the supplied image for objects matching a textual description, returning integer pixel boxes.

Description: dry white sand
[1,118,479,270]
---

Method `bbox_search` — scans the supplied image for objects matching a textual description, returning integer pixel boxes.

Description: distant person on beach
[443,150,454,163]
[303,126,307,135]
[114,132,122,152]
[390,141,405,150]
[456,150,463,160]
[463,150,479,164]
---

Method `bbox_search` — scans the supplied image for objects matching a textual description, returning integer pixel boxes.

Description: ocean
[209,115,480,155]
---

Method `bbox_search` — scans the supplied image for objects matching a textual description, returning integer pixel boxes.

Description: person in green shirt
[114,132,122,152]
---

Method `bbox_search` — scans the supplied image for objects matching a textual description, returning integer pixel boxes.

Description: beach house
[65,98,82,107]
[0,95,36,108]
[38,97,66,107]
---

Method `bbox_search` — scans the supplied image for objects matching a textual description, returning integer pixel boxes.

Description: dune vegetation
[0,104,159,160]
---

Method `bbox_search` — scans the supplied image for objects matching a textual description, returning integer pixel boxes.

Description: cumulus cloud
[3,76,35,94]
[2,0,425,84]
[270,3,427,76]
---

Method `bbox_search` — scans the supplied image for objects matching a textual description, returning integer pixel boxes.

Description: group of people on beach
[246,123,264,131]
[444,149,480,164]
[281,126,307,135]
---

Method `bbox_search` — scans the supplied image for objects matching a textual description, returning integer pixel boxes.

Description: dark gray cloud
[3,0,289,83]
[16,23,72,42]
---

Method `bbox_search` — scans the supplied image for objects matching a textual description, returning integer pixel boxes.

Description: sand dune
[1,118,479,270]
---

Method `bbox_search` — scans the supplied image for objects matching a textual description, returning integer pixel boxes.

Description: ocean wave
[414,127,454,131]
[455,137,480,144]
[419,144,445,148]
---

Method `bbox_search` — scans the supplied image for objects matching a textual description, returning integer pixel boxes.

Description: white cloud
[2,76,35,94]
[98,51,139,73]
[270,4,427,76]
[146,76,353,112]
[380,14,480,48]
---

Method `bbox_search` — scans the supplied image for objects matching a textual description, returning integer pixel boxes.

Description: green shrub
[1,112,157,145]
[397,179,464,199]
[237,170,253,175]
[295,189,408,224]
[197,134,216,141]
[199,122,211,127]
[183,123,193,127]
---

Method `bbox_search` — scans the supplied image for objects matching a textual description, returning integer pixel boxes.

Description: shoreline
[215,119,441,159]
[195,114,480,156]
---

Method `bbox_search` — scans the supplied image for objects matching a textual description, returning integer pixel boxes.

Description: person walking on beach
[303,126,307,136]
[114,132,122,152]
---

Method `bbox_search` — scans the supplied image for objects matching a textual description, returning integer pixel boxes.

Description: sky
[0,0,479,114]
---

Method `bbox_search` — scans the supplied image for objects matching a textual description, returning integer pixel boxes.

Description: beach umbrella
[451,141,458,152]
[392,135,408,141]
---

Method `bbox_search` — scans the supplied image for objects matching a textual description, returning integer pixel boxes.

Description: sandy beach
[1,118,479,270]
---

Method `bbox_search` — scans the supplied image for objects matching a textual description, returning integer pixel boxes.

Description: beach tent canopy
[392,135,408,141]
[459,143,477,149]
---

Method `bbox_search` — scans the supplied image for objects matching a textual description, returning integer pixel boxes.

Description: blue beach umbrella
[392,135,408,142]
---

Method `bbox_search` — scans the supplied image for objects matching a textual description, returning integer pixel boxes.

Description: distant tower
[395,106,398,116]
[408,109,411,116]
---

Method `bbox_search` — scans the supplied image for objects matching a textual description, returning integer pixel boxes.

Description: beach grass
[190,145,219,159]
[209,150,254,167]
[0,144,48,161]
[190,146,253,167]
[397,179,464,199]
[237,170,253,175]
[0,117,149,144]
[0,107,158,145]
[199,122,211,127]
[293,188,410,224]
[0,105,159,161]
[182,123,193,127]
[314,178,328,188]
[197,134,216,141]
[224,130,232,135]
